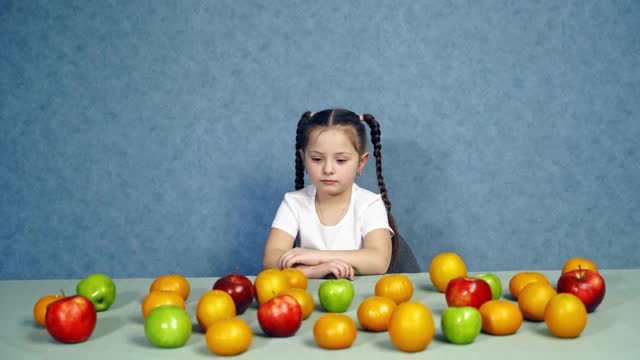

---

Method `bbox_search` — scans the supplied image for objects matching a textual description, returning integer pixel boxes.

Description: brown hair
[294,109,400,270]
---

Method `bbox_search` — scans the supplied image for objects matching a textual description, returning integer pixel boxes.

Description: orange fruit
[254,269,289,305]
[205,317,253,355]
[518,282,557,321]
[544,293,588,338]
[508,272,549,299]
[141,290,186,318]
[357,296,397,332]
[388,301,435,352]
[313,313,357,349]
[33,294,64,327]
[149,274,191,301]
[429,252,467,292]
[562,257,598,274]
[196,290,236,332]
[375,274,414,304]
[479,300,523,335]
[280,288,314,319]
[281,268,308,289]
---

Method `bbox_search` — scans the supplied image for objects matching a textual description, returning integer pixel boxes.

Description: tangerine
[141,290,186,318]
[375,274,414,304]
[281,268,308,289]
[544,293,588,338]
[205,317,253,356]
[280,288,314,319]
[33,294,64,327]
[561,257,598,274]
[313,313,357,349]
[429,252,467,292]
[196,290,236,331]
[479,300,523,335]
[388,301,435,352]
[518,282,557,321]
[508,272,549,299]
[149,274,191,301]
[357,296,397,332]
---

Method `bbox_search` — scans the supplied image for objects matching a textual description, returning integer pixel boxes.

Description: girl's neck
[314,184,353,206]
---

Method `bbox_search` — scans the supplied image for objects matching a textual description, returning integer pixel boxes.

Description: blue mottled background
[1,0,639,279]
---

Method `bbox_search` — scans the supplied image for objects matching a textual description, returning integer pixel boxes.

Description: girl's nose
[323,162,334,174]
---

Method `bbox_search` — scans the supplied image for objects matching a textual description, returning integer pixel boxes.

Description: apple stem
[60,289,66,297]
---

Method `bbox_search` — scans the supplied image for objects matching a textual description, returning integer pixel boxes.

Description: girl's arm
[262,228,296,269]
[278,228,392,275]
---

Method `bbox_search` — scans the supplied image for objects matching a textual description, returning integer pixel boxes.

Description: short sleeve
[361,196,394,237]
[271,197,299,238]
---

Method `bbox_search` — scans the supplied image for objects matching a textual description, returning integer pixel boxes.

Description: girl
[262,109,400,279]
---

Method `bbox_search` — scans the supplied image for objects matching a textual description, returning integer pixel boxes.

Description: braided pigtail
[295,111,312,190]
[362,114,400,269]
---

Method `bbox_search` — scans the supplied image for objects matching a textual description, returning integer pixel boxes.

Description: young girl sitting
[262,108,400,279]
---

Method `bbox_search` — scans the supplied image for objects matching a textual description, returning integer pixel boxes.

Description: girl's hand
[316,259,355,280]
[296,260,355,280]
[278,248,326,269]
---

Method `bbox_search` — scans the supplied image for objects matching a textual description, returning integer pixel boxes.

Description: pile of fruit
[31,254,606,354]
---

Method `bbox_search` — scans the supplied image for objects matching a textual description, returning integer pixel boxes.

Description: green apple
[476,273,502,300]
[76,273,117,311]
[144,305,192,348]
[441,306,482,344]
[318,279,354,313]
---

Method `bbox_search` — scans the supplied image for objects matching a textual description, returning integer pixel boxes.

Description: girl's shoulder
[282,185,315,203]
[353,184,383,207]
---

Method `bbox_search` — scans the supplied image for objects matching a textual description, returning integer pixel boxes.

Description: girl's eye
[311,158,321,162]
[337,159,347,164]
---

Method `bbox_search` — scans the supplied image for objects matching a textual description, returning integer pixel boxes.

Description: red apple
[557,268,606,312]
[45,295,97,343]
[445,276,492,309]
[257,294,302,337]
[213,273,255,314]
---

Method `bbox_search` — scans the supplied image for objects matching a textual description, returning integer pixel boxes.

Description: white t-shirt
[271,183,393,250]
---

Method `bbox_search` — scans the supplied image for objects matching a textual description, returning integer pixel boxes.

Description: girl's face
[301,127,369,197]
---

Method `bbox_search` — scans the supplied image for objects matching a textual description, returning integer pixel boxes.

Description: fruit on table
[441,306,482,345]
[445,276,492,309]
[357,296,397,332]
[149,274,191,301]
[518,281,557,321]
[318,278,355,313]
[476,273,502,300]
[254,269,289,305]
[374,274,414,304]
[544,293,588,338]
[141,290,185,318]
[562,257,598,274]
[213,273,255,315]
[196,290,236,332]
[257,294,302,337]
[279,288,315,319]
[45,295,97,343]
[144,305,192,348]
[281,268,308,289]
[33,294,64,327]
[508,272,549,299]
[76,273,117,312]
[429,252,467,292]
[313,313,357,349]
[205,317,253,356]
[479,300,523,335]
[557,267,605,312]
[388,301,435,352]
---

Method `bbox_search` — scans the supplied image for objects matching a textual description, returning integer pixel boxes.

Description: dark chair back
[388,234,421,273]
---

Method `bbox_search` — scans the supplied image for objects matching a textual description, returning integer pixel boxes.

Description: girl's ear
[357,152,370,173]
[298,149,305,162]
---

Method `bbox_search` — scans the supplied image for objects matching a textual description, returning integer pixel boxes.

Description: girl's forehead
[307,127,359,152]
